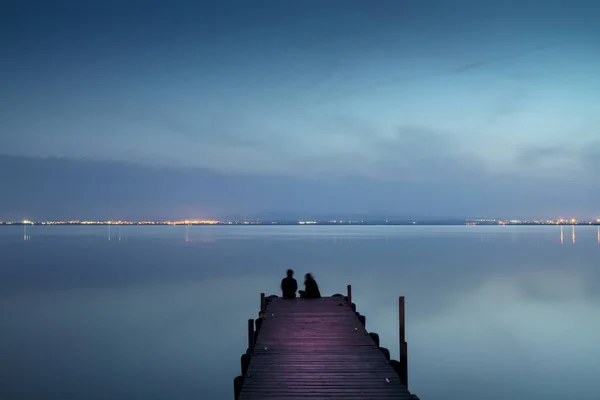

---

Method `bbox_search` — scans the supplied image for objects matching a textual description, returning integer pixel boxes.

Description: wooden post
[399,296,405,343]
[399,296,408,387]
[260,292,266,313]
[347,284,352,305]
[400,341,408,388]
[247,319,254,349]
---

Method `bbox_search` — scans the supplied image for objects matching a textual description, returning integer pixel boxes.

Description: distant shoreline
[2,221,599,226]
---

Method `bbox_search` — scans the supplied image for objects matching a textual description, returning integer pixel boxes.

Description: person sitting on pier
[299,273,321,299]
[281,269,298,299]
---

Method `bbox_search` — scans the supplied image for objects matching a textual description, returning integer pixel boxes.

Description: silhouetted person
[299,273,321,299]
[281,269,298,299]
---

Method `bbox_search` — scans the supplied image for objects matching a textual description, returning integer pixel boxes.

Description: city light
[0,217,599,226]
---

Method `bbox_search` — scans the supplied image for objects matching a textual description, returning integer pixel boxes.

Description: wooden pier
[234,286,419,399]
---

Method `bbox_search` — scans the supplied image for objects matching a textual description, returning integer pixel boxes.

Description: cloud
[453,42,566,74]
[301,41,566,107]
[515,141,600,181]
[306,121,487,183]
[516,144,575,165]
[104,101,264,149]
[160,111,259,147]
[582,142,600,170]
[483,87,529,127]
[2,145,599,221]
[369,126,485,182]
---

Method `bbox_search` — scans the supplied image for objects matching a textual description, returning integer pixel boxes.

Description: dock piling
[233,375,243,400]
[347,284,352,305]
[247,319,254,350]
[400,341,408,387]
[399,296,408,387]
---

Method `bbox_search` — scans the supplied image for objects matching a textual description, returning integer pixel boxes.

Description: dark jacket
[281,277,298,298]
[303,278,321,299]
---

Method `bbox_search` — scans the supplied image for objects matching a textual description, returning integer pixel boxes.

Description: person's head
[305,273,313,281]
[286,269,294,278]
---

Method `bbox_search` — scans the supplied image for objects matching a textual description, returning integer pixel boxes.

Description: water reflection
[559,225,590,244]
[1,226,599,400]
[560,225,564,244]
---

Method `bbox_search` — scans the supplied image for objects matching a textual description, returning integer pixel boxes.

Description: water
[0,225,599,399]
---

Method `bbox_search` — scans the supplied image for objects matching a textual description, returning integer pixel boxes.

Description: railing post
[399,296,408,387]
[347,284,352,305]
[260,292,266,313]
[247,319,254,350]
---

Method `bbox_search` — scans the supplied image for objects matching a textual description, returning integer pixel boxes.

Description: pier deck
[238,296,415,399]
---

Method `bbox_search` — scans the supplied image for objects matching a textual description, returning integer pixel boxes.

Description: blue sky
[1,0,599,219]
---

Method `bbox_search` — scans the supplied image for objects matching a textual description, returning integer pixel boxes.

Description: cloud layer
[1,154,598,220]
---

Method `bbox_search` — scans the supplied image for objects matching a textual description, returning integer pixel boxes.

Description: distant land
[1,218,599,226]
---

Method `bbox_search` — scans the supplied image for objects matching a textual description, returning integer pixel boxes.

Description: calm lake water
[0,225,599,399]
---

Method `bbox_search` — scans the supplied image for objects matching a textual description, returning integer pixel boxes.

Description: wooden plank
[239,297,413,400]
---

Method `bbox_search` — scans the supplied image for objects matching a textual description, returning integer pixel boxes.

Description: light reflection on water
[0,226,598,399]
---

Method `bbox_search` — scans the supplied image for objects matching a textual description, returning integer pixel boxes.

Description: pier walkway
[235,290,418,399]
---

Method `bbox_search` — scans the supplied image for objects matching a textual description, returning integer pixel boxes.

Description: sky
[1,0,600,220]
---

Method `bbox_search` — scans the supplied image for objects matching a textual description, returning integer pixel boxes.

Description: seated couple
[280,269,321,299]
